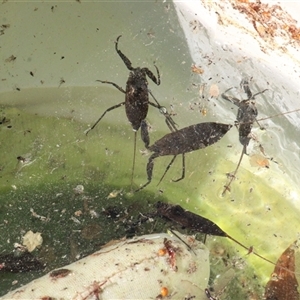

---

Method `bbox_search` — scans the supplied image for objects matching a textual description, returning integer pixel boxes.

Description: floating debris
[191,64,204,74]
[22,231,43,252]
[73,184,84,195]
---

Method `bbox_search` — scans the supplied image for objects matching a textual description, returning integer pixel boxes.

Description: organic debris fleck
[22,231,43,252]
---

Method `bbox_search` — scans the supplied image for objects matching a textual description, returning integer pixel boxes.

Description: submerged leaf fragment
[0,252,44,273]
[265,241,299,300]
[81,223,102,240]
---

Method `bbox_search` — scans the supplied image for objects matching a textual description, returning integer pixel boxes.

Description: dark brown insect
[135,122,232,192]
[17,156,26,162]
[58,78,65,87]
[221,79,267,195]
[156,201,227,237]
[86,35,176,189]
[49,268,72,280]
[221,80,300,195]
[155,201,275,265]
[5,55,16,63]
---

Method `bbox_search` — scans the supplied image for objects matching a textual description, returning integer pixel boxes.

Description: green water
[0,98,299,298]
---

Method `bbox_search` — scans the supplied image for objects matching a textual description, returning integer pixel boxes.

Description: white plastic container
[1,232,210,300]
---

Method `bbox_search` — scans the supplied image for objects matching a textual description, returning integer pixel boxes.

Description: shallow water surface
[1,1,300,298]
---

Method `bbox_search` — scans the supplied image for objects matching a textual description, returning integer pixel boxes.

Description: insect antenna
[251,88,268,129]
[256,107,300,123]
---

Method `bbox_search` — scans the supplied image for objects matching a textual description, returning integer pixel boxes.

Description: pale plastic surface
[1,232,209,300]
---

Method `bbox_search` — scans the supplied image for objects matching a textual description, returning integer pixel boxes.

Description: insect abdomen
[150,122,232,156]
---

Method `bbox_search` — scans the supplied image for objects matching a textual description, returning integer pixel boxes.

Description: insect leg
[148,90,177,132]
[148,89,161,107]
[257,108,300,122]
[254,117,265,130]
[143,64,160,85]
[205,288,217,300]
[251,88,268,99]
[172,154,185,182]
[131,131,138,191]
[115,35,134,71]
[240,79,252,99]
[157,155,177,186]
[251,88,268,130]
[96,80,126,94]
[240,78,268,100]
[164,115,178,133]
[221,88,241,107]
[148,101,177,132]
[222,144,246,195]
[135,152,159,192]
[226,234,276,266]
[85,102,125,135]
